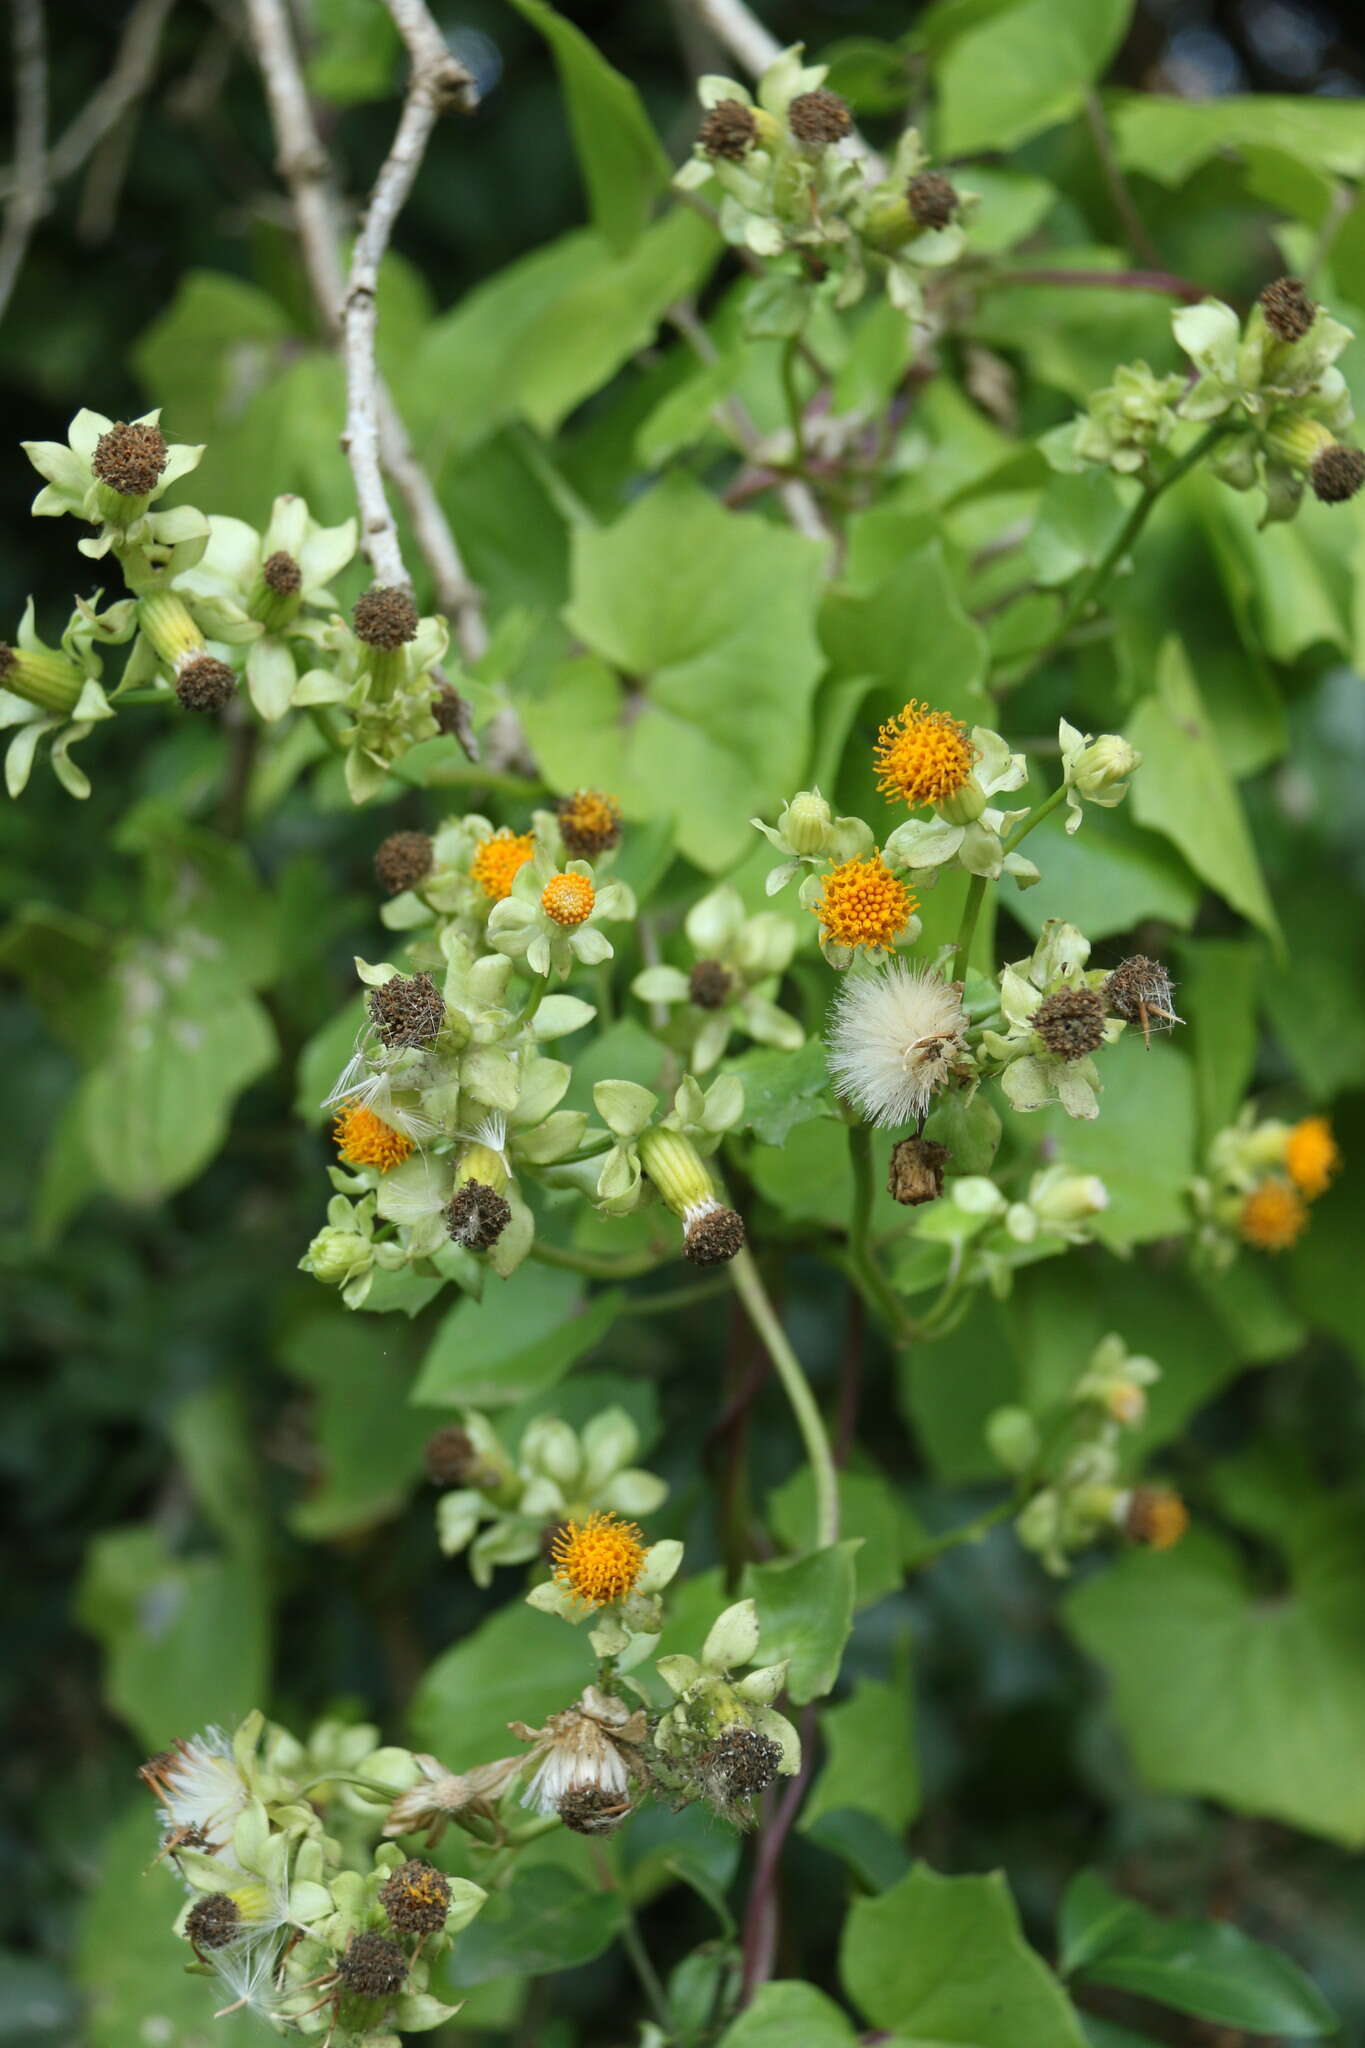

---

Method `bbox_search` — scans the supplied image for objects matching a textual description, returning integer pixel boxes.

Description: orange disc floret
[470,830,535,902]
[874,700,977,810]
[1285,1115,1340,1201]
[1124,1486,1189,1551]
[558,789,622,859]
[1238,1177,1308,1251]
[552,1510,646,1608]
[811,852,915,953]
[542,871,596,927]
[333,1102,414,1174]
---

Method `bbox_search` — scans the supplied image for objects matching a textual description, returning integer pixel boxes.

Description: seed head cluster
[688,959,732,1009]
[699,98,758,160]
[379,1858,452,1935]
[92,419,168,498]
[1123,1486,1189,1551]
[262,549,302,594]
[1033,985,1107,1062]
[556,1784,632,1835]
[184,1892,240,1950]
[684,1204,747,1267]
[353,585,418,649]
[373,829,434,896]
[337,1930,406,2000]
[175,654,236,713]
[369,971,445,1048]
[788,87,852,146]
[557,789,622,858]
[827,964,966,1128]
[446,1180,511,1252]
[1103,955,1177,1032]
[701,1725,782,1803]
[888,1135,950,1206]
[1310,443,1365,504]
[907,171,959,230]
[424,1423,490,1488]
[431,682,467,736]
[1259,275,1316,343]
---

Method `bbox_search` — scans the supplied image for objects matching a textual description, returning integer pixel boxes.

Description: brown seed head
[423,1424,497,1489]
[1033,984,1107,1062]
[1124,1485,1189,1551]
[688,959,732,1009]
[699,97,758,161]
[701,1724,782,1800]
[684,1204,746,1267]
[369,970,445,1049]
[184,1892,241,1950]
[354,585,418,649]
[175,654,236,713]
[1310,443,1365,504]
[374,830,434,897]
[557,788,622,859]
[556,1784,632,1835]
[92,420,168,498]
[379,1857,452,1935]
[446,1180,511,1253]
[788,88,852,146]
[1103,955,1178,1032]
[907,171,959,230]
[1259,275,1316,343]
[888,1136,950,1207]
[262,549,302,594]
[337,1930,406,2000]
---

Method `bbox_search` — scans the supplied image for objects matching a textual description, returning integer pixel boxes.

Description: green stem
[307,704,346,755]
[781,335,806,469]
[729,1245,839,1547]
[950,874,988,984]
[844,1124,915,1345]
[1001,780,1068,855]
[529,1240,668,1280]
[909,1495,1014,1568]
[618,1275,732,1317]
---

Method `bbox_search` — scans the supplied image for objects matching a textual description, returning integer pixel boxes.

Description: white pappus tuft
[826,963,967,1129]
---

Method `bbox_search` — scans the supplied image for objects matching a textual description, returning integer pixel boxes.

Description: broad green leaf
[1175,937,1260,1144]
[445,1865,623,1984]
[279,1312,431,1538]
[769,1465,921,1609]
[717,1982,860,2047]
[804,1673,920,1833]
[1259,877,1365,1100]
[972,255,1174,403]
[804,1808,914,1893]
[819,541,989,724]
[1129,639,1278,941]
[534,474,826,871]
[743,1543,860,1703]
[120,810,281,990]
[409,1597,598,1767]
[1059,1871,1337,2034]
[726,1040,832,1147]
[936,1,1134,156]
[1008,806,1200,943]
[842,1864,1088,2044]
[1067,1501,1365,1847]
[506,0,670,252]
[170,1383,268,1573]
[1113,92,1365,186]
[411,1266,623,1408]
[1033,1032,1197,1249]
[0,902,113,1058]
[897,1295,1019,1483]
[749,1116,853,1228]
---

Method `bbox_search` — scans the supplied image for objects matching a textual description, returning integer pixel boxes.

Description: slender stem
[1083,89,1165,271]
[1001,780,1067,855]
[950,874,988,984]
[909,1495,1014,1568]
[738,1702,818,2004]
[529,1241,668,1280]
[780,336,806,469]
[843,1123,914,1345]
[729,1247,839,1547]
[619,1275,732,1317]
[979,262,1204,304]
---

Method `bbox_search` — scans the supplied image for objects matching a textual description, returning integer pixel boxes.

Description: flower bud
[137,589,205,671]
[0,639,84,717]
[1031,1171,1108,1228]
[938,778,988,826]
[1068,733,1141,805]
[781,789,834,856]
[986,1405,1040,1474]
[638,1126,714,1218]
[303,1226,371,1286]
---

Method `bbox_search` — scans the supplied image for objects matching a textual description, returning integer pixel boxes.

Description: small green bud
[938,779,988,826]
[0,639,84,717]
[781,789,834,856]
[303,1225,372,1286]
[638,1126,715,1218]
[137,589,205,670]
[1067,733,1141,806]
[986,1406,1040,1474]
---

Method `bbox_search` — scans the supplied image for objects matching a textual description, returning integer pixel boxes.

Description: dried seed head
[175,654,236,713]
[431,682,467,735]
[0,644,15,681]
[699,97,758,161]
[888,1136,950,1206]
[556,1784,632,1835]
[92,419,168,498]
[446,1179,511,1252]
[1033,985,1107,1062]
[337,1930,407,2000]
[701,1725,782,1802]
[1123,1485,1189,1551]
[788,87,852,146]
[369,971,445,1048]
[1102,955,1178,1031]
[353,585,418,648]
[262,549,302,594]
[373,830,434,896]
[184,1892,240,1950]
[907,171,959,230]
[684,1204,746,1267]
[1310,443,1365,504]
[379,1857,452,1935]
[424,1424,494,1488]
[688,959,732,1009]
[1259,275,1316,343]
[557,789,622,858]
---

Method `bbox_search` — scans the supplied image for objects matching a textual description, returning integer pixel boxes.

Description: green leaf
[506,0,669,252]
[842,1864,1088,2044]
[409,1598,597,1767]
[306,0,400,106]
[1007,806,1200,944]
[726,1040,832,1147]
[120,810,281,990]
[0,903,113,1058]
[1129,641,1277,941]
[803,1673,920,1834]
[1033,1031,1197,1249]
[279,1311,431,1538]
[742,1542,860,1703]
[1059,1871,1337,2035]
[533,474,826,871]
[446,1865,623,1984]
[935,0,1135,156]
[411,1266,623,1408]
[1175,937,1260,1145]
[717,1982,860,2047]
[804,1808,914,1893]
[1113,92,1365,186]
[1066,1499,1365,1847]
[769,1465,921,1609]
[819,541,989,725]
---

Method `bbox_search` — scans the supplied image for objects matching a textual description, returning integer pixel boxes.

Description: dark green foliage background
[4,4,1365,2044]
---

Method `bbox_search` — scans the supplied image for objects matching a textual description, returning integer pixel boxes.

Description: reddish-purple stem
[739,1703,819,2004]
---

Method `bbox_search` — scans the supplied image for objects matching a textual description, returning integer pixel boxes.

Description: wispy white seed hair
[826,964,966,1128]
[522,1717,631,1817]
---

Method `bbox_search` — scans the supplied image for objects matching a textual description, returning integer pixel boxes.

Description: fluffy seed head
[907,171,959,229]
[684,1203,746,1267]
[92,419,168,497]
[470,829,535,902]
[827,965,966,1128]
[875,700,977,809]
[788,87,852,146]
[552,1510,646,1607]
[370,971,445,1048]
[557,1784,632,1835]
[1260,275,1316,342]
[333,1100,414,1173]
[1239,1177,1308,1250]
[812,854,914,954]
[175,654,236,713]
[1310,443,1365,503]
[337,1931,406,2000]
[446,1180,511,1252]
[1034,985,1107,1062]
[380,1858,452,1935]
[1103,955,1179,1035]
[699,97,758,160]
[1285,1115,1340,1201]
[353,585,418,648]
[184,1892,240,1950]
[689,959,732,1009]
[1124,1486,1189,1551]
[374,829,433,896]
[557,789,622,858]
[888,1135,950,1205]
[700,1724,782,1803]
[262,549,302,594]
[541,871,595,926]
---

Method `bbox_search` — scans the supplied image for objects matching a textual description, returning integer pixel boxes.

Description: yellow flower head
[1239,1177,1308,1252]
[1285,1115,1340,1201]
[811,852,915,953]
[1124,1486,1189,1551]
[471,829,535,902]
[552,1510,646,1608]
[558,789,622,859]
[542,871,596,927]
[875,700,977,810]
[333,1101,414,1173]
